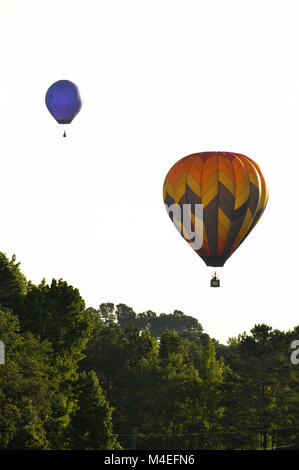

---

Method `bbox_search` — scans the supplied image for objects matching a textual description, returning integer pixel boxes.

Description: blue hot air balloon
[45,80,82,137]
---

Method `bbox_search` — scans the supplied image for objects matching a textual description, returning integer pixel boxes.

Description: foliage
[1,254,299,449]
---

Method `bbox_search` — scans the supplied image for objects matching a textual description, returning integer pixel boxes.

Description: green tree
[136,310,157,331]
[220,324,299,450]
[7,398,48,449]
[195,338,225,448]
[99,303,116,324]
[130,330,201,450]
[80,322,127,403]
[19,279,92,358]
[146,310,204,342]
[116,303,137,329]
[0,252,27,310]
[69,371,120,449]
[0,309,52,449]
[14,278,93,448]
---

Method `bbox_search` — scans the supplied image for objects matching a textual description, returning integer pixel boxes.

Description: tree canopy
[0,251,299,450]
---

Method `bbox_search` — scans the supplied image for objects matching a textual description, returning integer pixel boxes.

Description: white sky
[0,0,298,344]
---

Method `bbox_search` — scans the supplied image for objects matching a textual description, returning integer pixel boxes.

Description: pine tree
[69,371,120,449]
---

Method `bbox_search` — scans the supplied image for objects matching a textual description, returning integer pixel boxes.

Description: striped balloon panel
[163,152,268,267]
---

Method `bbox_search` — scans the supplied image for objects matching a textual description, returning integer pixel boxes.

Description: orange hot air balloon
[163,152,268,285]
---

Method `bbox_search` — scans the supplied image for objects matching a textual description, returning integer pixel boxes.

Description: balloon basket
[210,272,220,287]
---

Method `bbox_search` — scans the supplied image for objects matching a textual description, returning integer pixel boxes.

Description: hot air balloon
[163,152,268,286]
[45,80,82,137]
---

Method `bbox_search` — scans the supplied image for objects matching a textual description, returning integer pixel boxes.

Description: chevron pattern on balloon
[163,151,268,267]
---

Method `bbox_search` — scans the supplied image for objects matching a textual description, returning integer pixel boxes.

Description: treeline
[0,252,299,450]
[87,303,208,342]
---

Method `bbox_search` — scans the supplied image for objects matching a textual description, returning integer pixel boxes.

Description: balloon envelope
[45,80,82,124]
[163,151,268,267]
